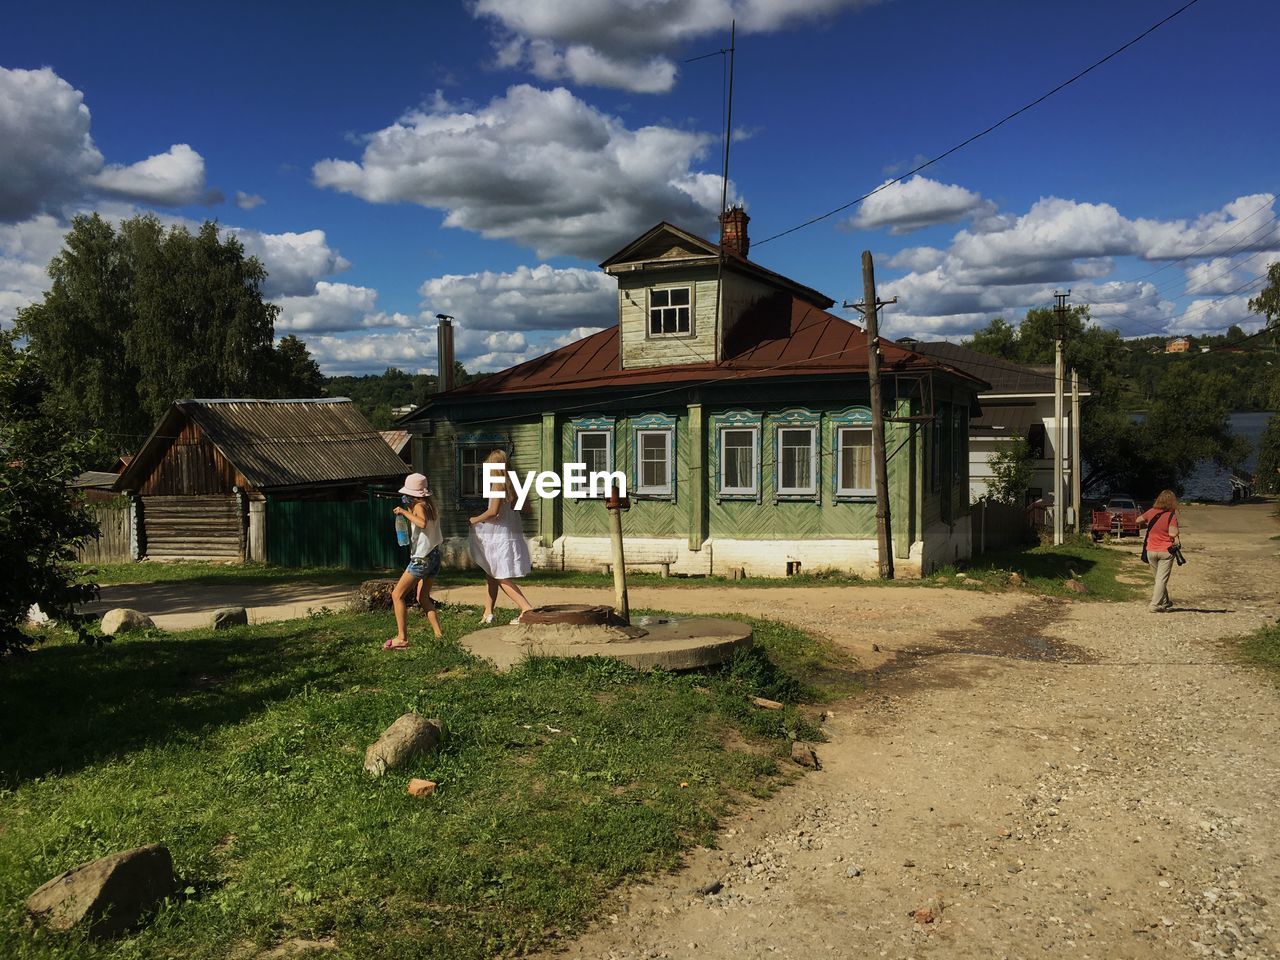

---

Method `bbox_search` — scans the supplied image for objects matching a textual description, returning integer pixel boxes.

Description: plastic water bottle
[395,498,411,547]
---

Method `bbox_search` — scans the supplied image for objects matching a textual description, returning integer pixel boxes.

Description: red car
[1106,496,1141,537]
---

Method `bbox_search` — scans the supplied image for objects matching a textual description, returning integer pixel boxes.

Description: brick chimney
[719,205,750,257]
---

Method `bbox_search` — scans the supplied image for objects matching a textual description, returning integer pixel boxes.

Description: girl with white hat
[385,473,443,649]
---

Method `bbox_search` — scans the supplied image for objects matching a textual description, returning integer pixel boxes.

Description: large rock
[211,607,248,630]
[26,843,176,938]
[363,713,443,777]
[350,579,398,612]
[101,609,155,636]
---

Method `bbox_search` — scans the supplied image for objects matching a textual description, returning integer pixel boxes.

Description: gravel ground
[531,501,1280,960]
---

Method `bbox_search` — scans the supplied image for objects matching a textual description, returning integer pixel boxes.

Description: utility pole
[1071,369,1081,535]
[1052,291,1070,545]
[858,251,894,579]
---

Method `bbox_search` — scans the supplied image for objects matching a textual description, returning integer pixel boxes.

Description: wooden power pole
[861,251,894,579]
[1052,291,1070,546]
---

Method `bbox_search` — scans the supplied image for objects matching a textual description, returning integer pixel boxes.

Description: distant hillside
[322,364,476,428]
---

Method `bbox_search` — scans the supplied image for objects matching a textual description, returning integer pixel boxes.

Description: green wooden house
[400,213,987,577]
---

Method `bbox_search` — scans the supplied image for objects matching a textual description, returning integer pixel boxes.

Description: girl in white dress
[468,449,534,624]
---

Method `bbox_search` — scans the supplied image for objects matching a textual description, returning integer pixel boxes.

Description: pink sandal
[382,638,410,650]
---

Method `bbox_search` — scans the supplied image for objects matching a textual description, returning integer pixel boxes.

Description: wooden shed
[117,399,408,561]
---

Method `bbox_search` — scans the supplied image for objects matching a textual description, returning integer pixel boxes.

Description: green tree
[17,213,283,455]
[965,306,1244,496]
[1248,261,1280,331]
[270,334,325,397]
[986,438,1034,505]
[0,333,99,652]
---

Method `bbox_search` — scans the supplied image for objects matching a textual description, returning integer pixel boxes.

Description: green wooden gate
[265,489,405,569]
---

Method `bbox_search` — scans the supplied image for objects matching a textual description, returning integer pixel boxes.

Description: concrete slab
[459,615,753,672]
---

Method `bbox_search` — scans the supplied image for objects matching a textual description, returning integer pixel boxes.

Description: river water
[1183,411,1274,501]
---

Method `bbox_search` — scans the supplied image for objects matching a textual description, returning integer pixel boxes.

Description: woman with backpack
[1137,489,1181,613]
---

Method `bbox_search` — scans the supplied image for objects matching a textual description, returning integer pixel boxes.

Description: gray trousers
[1148,551,1173,611]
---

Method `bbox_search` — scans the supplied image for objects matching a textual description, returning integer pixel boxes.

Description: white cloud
[0,67,103,220]
[0,67,219,220]
[229,228,351,298]
[552,326,607,347]
[274,281,413,334]
[307,325,544,376]
[1168,295,1263,336]
[848,176,993,234]
[882,191,1280,340]
[419,264,615,331]
[235,191,265,210]
[474,0,877,93]
[89,143,218,206]
[313,84,728,260]
[0,214,70,326]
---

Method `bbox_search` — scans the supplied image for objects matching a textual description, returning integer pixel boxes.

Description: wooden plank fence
[970,499,1034,555]
[76,498,133,564]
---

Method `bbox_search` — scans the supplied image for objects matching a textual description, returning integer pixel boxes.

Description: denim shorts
[406,547,441,580]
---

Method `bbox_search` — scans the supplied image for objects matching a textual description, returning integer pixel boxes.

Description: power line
[753,0,1205,248]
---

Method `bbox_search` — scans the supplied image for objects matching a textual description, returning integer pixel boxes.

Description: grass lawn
[83,539,1144,603]
[1240,623,1280,675]
[0,606,842,959]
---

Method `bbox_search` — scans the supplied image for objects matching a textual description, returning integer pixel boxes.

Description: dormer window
[648,286,692,337]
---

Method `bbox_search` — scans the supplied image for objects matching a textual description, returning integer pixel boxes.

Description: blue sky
[3,0,1278,374]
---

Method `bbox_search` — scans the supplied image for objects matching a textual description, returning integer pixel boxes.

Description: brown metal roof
[119,399,408,492]
[380,429,411,454]
[436,298,988,401]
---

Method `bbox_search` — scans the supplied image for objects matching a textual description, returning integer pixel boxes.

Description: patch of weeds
[1240,623,1280,674]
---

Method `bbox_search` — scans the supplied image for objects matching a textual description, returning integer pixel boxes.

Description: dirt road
[528,502,1280,960]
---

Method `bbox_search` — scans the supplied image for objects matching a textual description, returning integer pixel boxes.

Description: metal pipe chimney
[436,314,455,393]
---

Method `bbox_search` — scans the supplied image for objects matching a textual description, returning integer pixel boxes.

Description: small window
[836,427,873,496]
[575,429,612,473]
[776,427,817,496]
[719,427,759,496]
[459,446,486,499]
[648,287,691,336]
[635,429,673,496]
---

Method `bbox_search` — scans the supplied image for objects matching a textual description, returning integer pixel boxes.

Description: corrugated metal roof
[71,470,121,489]
[380,430,411,454]
[430,298,988,401]
[120,399,408,491]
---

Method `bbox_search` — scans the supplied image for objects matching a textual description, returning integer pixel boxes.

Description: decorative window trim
[717,425,761,500]
[834,426,875,499]
[646,285,694,339]
[713,411,762,502]
[455,434,511,503]
[573,423,614,499]
[829,405,873,426]
[774,422,819,501]
[633,413,676,499]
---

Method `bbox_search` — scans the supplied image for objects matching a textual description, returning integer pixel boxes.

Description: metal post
[1071,369,1081,534]
[862,251,894,579]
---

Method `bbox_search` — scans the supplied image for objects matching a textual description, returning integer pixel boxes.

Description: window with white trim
[776,426,817,496]
[718,427,759,496]
[575,429,612,478]
[836,427,873,496]
[648,286,691,336]
[458,446,486,499]
[635,429,673,495]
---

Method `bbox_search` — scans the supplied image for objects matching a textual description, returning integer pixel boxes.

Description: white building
[905,341,1089,506]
